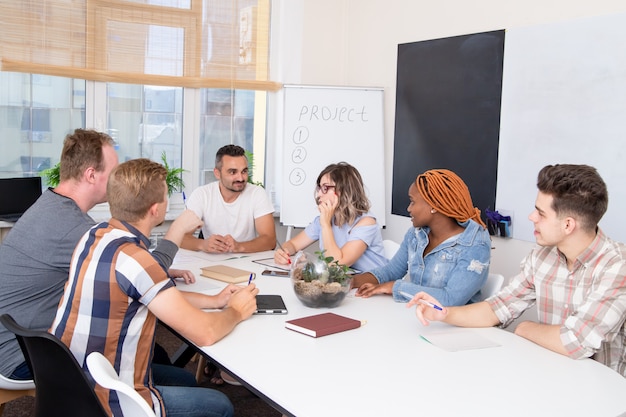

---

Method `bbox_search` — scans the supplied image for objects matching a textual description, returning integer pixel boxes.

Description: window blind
[0,0,280,91]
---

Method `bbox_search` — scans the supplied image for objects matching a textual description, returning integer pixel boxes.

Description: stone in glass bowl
[290,251,352,308]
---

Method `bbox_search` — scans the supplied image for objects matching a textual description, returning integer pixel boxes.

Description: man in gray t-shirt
[0,129,119,379]
[0,129,191,380]
[0,190,101,378]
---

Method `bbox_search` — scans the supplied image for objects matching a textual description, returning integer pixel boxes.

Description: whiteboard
[280,85,385,228]
[497,11,626,242]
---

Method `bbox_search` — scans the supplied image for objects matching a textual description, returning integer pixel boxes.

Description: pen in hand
[248,273,254,285]
[400,291,443,311]
[417,299,443,311]
[276,240,291,264]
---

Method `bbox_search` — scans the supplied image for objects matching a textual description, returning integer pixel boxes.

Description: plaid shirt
[51,219,174,416]
[488,229,626,376]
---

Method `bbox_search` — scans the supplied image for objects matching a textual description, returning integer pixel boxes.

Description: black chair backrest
[0,314,109,417]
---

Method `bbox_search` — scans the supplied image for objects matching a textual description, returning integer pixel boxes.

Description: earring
[430,208,436,214]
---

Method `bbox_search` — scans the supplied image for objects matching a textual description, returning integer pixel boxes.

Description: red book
[285,312,364,338]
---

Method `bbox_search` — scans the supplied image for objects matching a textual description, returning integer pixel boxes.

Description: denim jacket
[371,220,491,306]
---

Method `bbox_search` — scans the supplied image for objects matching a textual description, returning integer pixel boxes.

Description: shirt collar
[108,218,151,249]
[575,227,607,265]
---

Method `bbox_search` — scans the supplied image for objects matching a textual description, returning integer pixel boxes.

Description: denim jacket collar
[413,219,483,250]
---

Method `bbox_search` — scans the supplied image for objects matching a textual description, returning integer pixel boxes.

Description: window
[0,0,273,187]
[0,73,85,180]
[199,88,257,184]
[0,72,266,192]
[107,83,183,168]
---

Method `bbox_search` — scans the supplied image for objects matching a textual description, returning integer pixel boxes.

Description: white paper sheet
[419,328,501,352]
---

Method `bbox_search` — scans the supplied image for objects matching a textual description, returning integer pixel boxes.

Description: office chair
[86,352,156,417]
[477,273,505,301]
[382,239,401,259]
[0,314,108,417]
[0,373,35,415]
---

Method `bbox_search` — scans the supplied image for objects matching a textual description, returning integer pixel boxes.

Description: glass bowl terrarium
[290,251,352,308]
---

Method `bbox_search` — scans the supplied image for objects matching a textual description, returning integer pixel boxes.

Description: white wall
[268,0,626,277]
[497,12,626,242]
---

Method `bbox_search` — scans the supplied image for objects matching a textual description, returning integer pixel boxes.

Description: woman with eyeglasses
[352,169,491,306]
[274,162,388,272]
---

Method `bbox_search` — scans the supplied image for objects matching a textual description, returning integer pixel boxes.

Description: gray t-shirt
[0,189,177,377]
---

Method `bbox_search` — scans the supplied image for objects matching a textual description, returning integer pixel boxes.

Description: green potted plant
[245,150,263,188]
[160,151,186,197]
[41,162,60,188]
[42,152,186,197]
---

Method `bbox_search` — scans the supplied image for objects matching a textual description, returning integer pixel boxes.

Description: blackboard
[391,30,505,220]
[280,85,385,228]
[498,12,626,242]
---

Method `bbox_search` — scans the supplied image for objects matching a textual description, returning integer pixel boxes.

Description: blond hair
[107,159,167,222]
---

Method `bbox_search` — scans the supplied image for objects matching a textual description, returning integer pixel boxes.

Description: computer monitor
[0,177,43,222]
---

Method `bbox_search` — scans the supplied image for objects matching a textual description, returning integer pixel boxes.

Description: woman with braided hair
[353,169,491,306]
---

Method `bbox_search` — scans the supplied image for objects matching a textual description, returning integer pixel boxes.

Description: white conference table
[171,249,626,417]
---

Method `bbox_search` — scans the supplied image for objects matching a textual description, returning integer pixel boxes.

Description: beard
[225,180,247,192]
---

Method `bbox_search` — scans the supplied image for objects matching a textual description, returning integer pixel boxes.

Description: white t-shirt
[186,181,274,242]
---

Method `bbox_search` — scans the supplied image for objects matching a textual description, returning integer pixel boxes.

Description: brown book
[200,265,255,284]
[285,312,364,338]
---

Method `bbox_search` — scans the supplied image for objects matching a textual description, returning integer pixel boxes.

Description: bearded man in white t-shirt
[181,144,276,253]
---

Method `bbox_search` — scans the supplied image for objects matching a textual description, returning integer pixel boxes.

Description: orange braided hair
[416,169,486,228]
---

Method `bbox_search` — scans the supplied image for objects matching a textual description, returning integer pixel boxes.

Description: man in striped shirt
[51,158,259,417]
[409,164,626,377]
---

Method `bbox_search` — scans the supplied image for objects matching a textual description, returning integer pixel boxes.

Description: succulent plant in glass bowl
[290,250,352,308]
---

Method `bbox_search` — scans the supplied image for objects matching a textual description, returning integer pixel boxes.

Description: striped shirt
[50,219,174,416]
[488,228,626,376]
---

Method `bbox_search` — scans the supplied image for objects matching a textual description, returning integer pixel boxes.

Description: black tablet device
[255,295,288,314]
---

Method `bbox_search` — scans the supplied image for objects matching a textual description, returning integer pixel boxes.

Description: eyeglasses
[316,184,336,194]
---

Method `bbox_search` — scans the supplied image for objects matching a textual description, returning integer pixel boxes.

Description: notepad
[285,312,364,338]
[200,265,255,284]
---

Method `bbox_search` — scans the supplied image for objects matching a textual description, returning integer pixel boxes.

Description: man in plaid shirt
[51,158,259,416]
[409,164,626,377]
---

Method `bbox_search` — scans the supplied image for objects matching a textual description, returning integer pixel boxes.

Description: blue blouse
[304,213,388,272]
